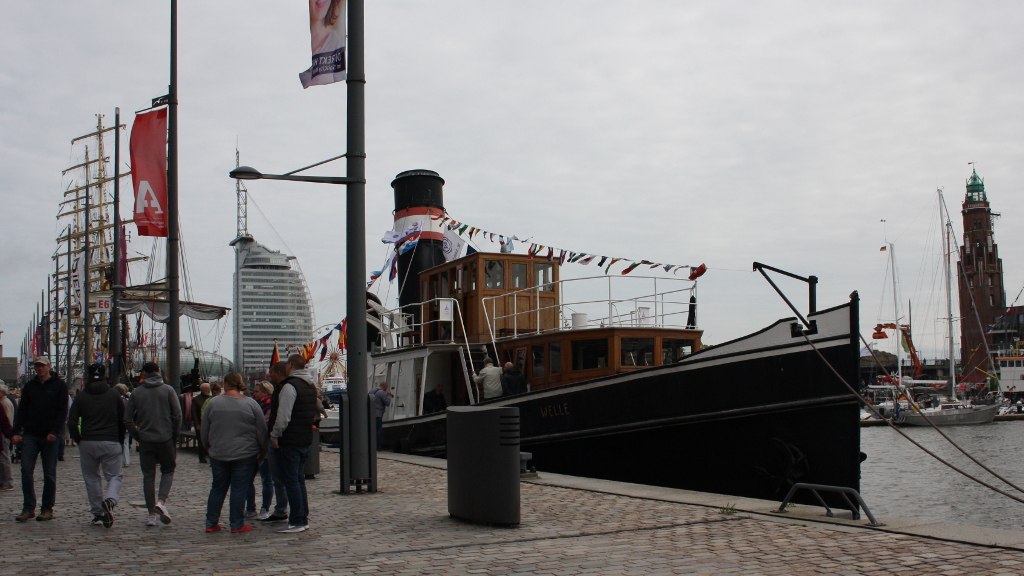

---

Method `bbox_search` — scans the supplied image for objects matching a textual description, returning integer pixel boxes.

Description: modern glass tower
[230,235,314,382]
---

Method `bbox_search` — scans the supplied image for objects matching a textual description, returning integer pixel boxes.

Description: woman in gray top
[201,373,267,533]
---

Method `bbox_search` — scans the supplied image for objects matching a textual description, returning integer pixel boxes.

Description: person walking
[11,356,68,522]
[68,363,125,528]
[269,354,318,533]
[259,362,290,524]
[370,382,392,450]
[501,362,528,396]
[0,381,15,491]
[201,372,267,534]
[192,382,212,464]
[124,362,181,527]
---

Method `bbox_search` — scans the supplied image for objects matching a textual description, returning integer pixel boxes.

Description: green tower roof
[965,168,986,202]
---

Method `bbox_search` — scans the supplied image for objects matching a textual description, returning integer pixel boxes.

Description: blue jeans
[274,445,309,527]
[20,433,59,512]
[206,456,257,531]
[246,457,275,512]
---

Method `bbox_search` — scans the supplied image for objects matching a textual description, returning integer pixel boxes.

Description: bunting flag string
[372,213,707,285]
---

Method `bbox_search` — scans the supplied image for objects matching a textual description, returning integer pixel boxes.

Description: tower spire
[235,146,248,240]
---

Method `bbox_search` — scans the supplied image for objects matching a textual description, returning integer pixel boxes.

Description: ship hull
[380,298,861,502]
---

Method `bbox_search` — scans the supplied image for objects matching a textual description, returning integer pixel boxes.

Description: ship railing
[482,274,697,344]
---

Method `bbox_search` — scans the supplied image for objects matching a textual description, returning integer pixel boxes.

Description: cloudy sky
[2,1,1023,365]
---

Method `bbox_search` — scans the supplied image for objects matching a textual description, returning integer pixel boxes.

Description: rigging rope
[807,330,1024,506]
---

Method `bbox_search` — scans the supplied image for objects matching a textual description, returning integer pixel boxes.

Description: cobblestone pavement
[2,445,1023,575]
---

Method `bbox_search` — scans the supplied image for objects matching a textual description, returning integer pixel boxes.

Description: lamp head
[230,166,262,180]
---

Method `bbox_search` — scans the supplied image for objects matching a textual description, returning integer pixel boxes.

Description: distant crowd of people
[0,354,323,534]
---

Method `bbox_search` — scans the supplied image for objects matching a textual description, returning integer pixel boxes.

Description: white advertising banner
[299,0,347,88]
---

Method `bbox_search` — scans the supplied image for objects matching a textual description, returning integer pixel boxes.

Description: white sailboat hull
[898,403,998,426]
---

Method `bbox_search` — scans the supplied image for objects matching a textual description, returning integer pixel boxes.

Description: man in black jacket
[68,363,125,528]
[11,356,69,522]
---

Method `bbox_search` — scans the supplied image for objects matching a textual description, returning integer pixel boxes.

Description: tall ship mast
[52,114,139,383]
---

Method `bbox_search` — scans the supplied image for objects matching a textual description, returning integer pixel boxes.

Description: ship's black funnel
[391,170,446,317]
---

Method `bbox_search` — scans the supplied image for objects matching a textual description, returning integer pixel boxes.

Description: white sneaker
[256,508,271,520]
[154,502,171,524]
[146,514,159,526]
[277,524,307,533]
[245,509,257,519]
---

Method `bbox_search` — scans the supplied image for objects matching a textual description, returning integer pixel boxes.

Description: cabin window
[512,263,528,289]
[421,280,428,301]
[621,338,655,366]
[516,348,527,372]
[440,273,450,298]
[532,345,545,377]
[549,341,561,374]
[469,262,477,291]
[453,267,462,293]
[430,275,439,301]
[536,263,554,292]
[485,260,504,289]
[662,338,694,364]
[1001,360,1007,367]
[572,338,608,370]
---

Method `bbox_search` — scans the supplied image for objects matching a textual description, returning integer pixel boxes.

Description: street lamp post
[228,165,372,492]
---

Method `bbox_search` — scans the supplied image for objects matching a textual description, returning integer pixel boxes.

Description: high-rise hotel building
[230,234,314,381]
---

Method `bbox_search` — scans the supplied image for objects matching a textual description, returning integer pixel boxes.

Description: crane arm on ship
[872,323,923,377]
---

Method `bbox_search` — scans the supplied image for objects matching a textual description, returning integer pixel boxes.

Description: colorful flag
[621,262,642,275]
[604,258,622,274]
[299,0,347,88]
[269,338,281,369]
[338,319,348,351]
[130,108,169,237]
[688,263,708,281]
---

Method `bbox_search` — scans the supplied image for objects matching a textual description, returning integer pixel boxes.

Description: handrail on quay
[773,483,884,527]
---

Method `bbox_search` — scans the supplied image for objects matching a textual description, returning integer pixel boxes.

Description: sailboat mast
[890,242,902,385]
[940,189,957,401]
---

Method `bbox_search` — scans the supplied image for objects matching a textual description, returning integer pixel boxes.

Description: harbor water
[861,421,1024,532]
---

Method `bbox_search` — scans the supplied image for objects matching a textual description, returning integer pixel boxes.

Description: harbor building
[957,168,1007,383]
[230,234,314,383]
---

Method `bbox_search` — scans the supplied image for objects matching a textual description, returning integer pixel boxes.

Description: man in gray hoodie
[124,362,181,526]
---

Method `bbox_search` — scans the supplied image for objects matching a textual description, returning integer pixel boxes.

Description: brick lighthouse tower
[956,168,1006,383]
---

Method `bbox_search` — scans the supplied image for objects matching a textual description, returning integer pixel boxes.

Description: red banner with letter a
[130,108,168,237]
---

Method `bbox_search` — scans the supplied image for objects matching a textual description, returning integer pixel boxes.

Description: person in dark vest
[268,354,318,533]
[11,356,68,523]
[68,363,125,528]
[259,363,290,524]
[502,362,528,396]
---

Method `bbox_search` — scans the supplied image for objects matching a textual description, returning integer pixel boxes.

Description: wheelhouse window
[662,338,694,364]
[440,273,450,298]
[512,263,528,289]
[485,260,504,289]
[621,338,655,366]
[536,263,554,292]
[572,338,608,370]
[549,341,561,374]
[532,345,545,377]
[469,262,477,291]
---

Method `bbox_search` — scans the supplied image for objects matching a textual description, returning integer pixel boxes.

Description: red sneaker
[231,525,254,534]
[205,524,222,533]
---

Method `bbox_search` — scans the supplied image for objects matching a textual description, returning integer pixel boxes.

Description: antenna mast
[236,148,248,239]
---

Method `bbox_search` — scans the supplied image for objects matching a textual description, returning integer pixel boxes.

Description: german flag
[269,338,281,369]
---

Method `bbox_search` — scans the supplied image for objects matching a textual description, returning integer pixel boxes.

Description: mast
[83,146,93,369]
[110,107,123,385]
[939,189,957,401]
[889,242,902,386]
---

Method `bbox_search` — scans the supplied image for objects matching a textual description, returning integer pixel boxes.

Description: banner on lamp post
[130,108,168,237]
[299,0,347,88]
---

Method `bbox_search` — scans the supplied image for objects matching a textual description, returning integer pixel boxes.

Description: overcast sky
[2,1,1024,365]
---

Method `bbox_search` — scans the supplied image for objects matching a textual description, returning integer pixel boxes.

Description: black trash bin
[447,405,520,525]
